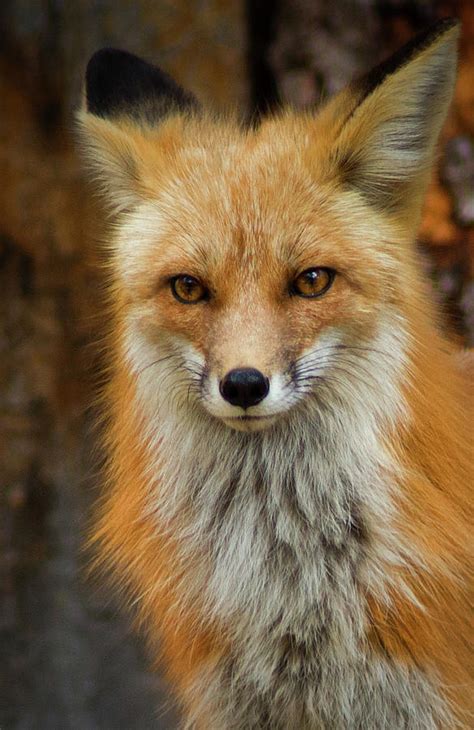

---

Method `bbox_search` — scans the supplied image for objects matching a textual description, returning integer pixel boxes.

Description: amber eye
[170,275,208,304]
[291,267,335,298]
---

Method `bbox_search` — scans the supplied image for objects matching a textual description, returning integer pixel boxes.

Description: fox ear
[77,49,199,214]
[327,18,460,212]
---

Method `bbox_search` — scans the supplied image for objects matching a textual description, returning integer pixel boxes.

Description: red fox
[78,18,473,729]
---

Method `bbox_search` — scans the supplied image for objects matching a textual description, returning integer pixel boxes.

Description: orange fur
[369,320,473,721]
[80,21,473,728]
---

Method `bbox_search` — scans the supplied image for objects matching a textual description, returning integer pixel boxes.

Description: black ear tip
[434,16,460,33]
[406,17,460,53]
[85,48,151,116]
[86,48,148,87]
[85,47,198,119]
[87,47,135,65]
[355,16,460,105]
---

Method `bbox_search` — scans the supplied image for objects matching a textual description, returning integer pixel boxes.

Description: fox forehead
[115,115,398,299]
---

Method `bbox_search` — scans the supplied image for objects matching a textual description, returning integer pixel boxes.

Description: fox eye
[170,275,208,304]
[291,267,335,298]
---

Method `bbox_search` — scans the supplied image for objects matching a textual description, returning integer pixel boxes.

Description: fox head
[78,20,459,433]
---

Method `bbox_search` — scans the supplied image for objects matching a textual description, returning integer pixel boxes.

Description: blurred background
[1,1,473,729]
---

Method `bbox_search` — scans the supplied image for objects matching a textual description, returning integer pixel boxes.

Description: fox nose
[219,368,270,409]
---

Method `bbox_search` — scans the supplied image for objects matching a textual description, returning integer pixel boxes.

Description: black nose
[219,368,269,409]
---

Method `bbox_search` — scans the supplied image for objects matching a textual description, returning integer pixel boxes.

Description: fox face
[111,130,402,433]
[79,21,459,433]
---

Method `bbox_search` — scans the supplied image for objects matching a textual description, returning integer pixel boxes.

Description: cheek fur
[284,277,375,362]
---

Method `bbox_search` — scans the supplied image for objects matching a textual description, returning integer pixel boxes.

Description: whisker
[333,344,397,359]
[293,343,397,372]
[136,352,179,377]
[296,356,391,381]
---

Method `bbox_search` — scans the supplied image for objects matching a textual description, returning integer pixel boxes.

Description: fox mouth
[227,415,273,421]
[221,413,278,432]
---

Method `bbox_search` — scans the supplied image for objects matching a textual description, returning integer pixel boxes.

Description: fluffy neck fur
[126,314,451,728]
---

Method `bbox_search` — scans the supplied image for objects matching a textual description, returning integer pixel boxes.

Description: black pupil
[305,270,318,286]
[182,277,198,295]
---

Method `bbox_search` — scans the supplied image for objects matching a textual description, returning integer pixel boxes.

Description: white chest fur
[142,397,447,728]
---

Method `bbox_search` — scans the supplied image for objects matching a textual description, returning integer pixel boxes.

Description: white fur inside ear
[76,110,147,216]
[335,28,458,208]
